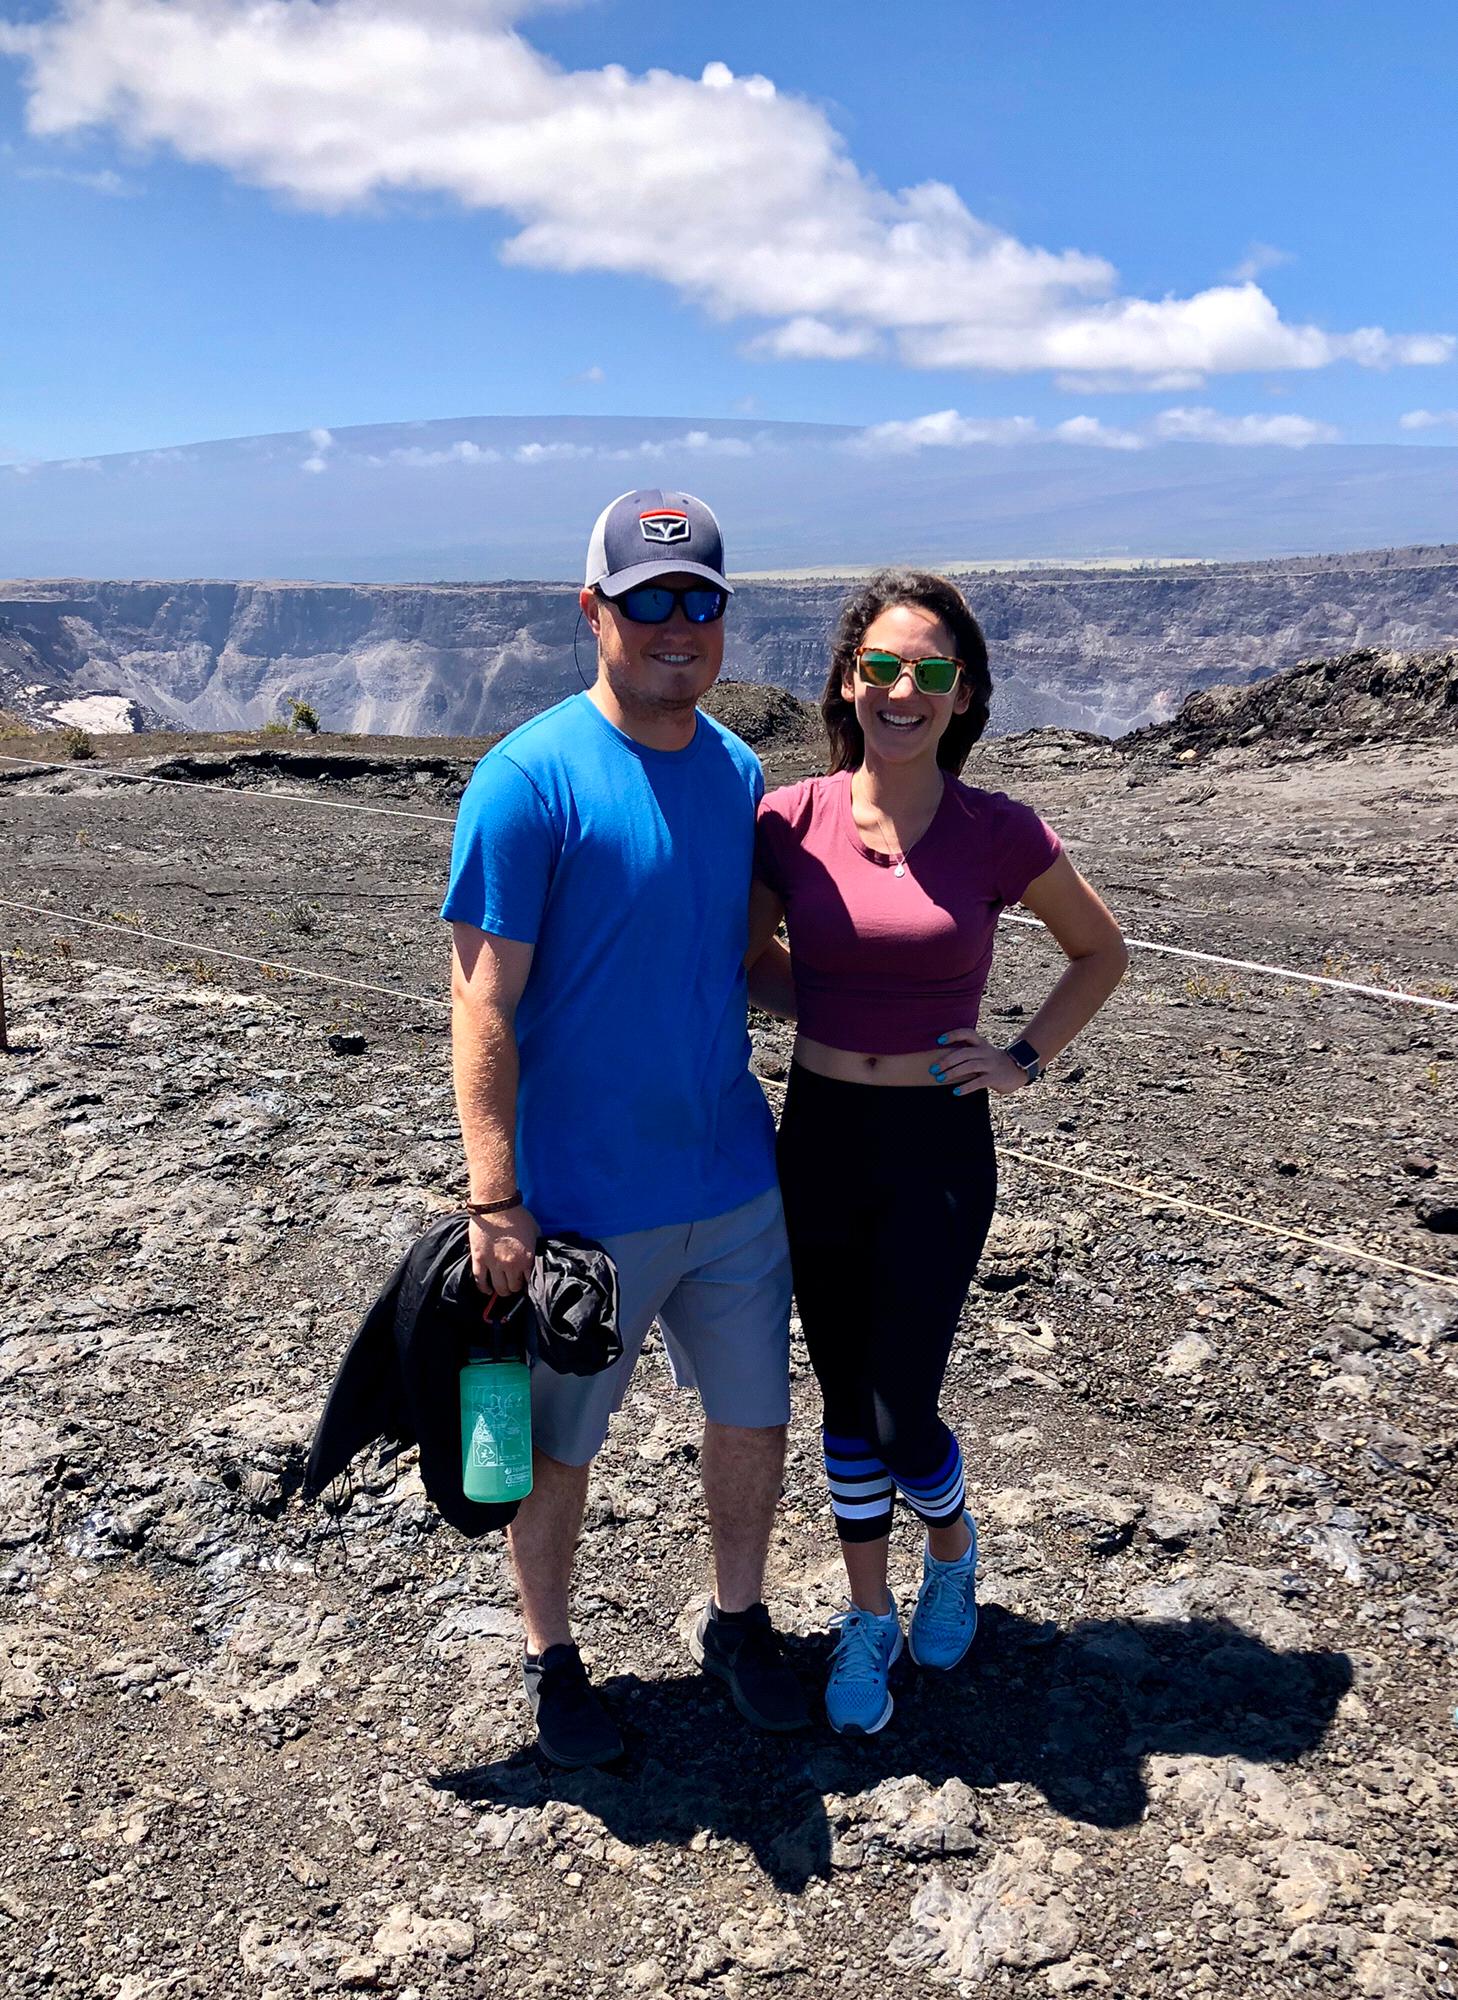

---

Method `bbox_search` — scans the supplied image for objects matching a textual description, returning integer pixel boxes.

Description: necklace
[861,790,908,876]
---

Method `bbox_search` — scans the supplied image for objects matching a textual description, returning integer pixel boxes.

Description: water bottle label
[467,1394,529,1476]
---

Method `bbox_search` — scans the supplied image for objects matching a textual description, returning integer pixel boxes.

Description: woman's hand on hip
[929,1029,1028,1097]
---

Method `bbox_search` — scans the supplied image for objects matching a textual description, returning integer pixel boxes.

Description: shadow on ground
[433,1606,1353,1891]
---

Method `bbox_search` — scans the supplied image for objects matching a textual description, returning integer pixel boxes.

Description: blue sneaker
[908,1516,979,1670]
[824,1598,903,1735]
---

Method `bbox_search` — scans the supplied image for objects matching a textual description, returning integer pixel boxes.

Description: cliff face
[3,547,1456,737]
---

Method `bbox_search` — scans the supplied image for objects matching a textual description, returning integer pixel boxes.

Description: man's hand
[469,1203,540,1296]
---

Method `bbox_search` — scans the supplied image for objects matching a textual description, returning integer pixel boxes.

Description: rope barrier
[0,900,449,1008]
[4,751,1455,1012]
[3,917,1451,1292]
[0,752,452,825]
[996,1147,1458,1292]
[999,912,1458,1014]
[753,1075,1457,1293]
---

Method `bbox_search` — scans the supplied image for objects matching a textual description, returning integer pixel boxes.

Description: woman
[749,569,1127,1735]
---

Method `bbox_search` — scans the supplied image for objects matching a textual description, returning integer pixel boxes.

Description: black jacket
[302,1213,620,1538]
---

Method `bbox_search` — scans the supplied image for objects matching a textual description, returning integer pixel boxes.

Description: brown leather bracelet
[464,1189,523,1218]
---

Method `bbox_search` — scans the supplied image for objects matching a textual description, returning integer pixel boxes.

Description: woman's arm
[931,855,1127,1094]
[746,880,798,1019]
[1014,854,1128,1062]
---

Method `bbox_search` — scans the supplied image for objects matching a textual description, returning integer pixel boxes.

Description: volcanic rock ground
[1,690,1457,2000]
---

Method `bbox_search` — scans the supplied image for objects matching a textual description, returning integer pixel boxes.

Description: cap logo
[639,509,690,545]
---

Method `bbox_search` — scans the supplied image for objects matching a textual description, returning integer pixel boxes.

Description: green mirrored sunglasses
[855,648,962,696]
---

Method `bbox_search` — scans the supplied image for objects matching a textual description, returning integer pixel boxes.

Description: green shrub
[59,726,95,760]
[286,697,321,734]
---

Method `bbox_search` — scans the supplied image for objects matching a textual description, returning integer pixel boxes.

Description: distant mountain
[3,414,1458,580]
[3,546,1456,740]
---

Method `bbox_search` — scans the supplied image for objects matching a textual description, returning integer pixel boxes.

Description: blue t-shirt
[441,692,776,1237]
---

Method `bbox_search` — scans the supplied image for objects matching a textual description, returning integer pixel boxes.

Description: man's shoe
[908,1515,979,1671]
[825,1598,903,1735]
[522,1643,624,1769]
[690,1601,810,1732]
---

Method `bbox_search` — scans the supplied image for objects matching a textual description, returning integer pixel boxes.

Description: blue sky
[2,0,1456,464]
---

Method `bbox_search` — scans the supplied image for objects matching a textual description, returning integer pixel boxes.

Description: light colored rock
[1268,1839,1368,1924]
[889,1842,1079,1985]
[717,1910,805,1976]
[1129,1563,1314,1648]
[1046,1957,1111,1992]
[1157,1332,1214,1379]
[372,1905,476,1962]
[0,1417,63,1547]
[851,1775,982,1858]
[187,1598,353,1717]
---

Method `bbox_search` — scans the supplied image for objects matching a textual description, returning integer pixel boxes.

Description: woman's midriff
[792,1031,948,1087]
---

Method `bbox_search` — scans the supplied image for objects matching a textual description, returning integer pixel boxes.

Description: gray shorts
[530,1185,792,1467]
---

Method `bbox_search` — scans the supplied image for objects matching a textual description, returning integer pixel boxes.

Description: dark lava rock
[1123,646,1458,758]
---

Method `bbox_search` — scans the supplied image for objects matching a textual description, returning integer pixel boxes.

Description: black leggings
[776,1063,997,1542]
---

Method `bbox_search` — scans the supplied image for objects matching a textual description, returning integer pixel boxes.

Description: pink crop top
[754,770,1062,1055]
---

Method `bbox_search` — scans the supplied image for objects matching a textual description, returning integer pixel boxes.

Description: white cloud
[1152,406,1340,448]
[854,405,1341,453]
[1055,370,1207,394]
[572,363,606,383]
[855,410,1141,453]
[300,424,335,473]
[371,438,502,466]
[1051,415,1144,451]
[1399,408,1458,432]
[515,440,596,463]
[18,160,132,194]
[747,318,884,362]
[1,0,1448,384]
[854,411,1041,454]
[1227,241,1293,283]
[623,429,756,461]
[353,428,763,470]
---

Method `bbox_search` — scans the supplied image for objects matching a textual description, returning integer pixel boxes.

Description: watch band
[1005,1036,1045,1083]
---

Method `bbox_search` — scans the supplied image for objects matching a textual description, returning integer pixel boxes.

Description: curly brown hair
[821,569,992,775]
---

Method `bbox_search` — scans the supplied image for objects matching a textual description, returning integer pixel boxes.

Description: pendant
[894,861,906,878]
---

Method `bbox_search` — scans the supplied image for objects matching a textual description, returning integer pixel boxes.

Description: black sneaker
[690,1601,810,1733]
[522,1643,624,1769]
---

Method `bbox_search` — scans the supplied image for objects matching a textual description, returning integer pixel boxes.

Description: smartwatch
[1005,1036,1045,1084]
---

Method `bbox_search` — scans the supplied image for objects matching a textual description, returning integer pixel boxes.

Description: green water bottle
[460,1325,534,1505]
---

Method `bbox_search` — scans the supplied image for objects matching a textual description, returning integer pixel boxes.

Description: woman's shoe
[908,1515,979,1670]
[824,1598,903,1735]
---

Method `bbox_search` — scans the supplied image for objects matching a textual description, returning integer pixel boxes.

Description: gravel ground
[1,713,1456,2000]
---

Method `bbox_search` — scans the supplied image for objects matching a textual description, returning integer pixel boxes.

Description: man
[442,488,808,1767]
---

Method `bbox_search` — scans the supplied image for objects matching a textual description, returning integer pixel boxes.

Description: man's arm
[745,880,798,1020]
[451,920,539,1294]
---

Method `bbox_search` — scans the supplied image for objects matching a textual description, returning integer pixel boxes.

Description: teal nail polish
[953,1085,965,1096]
[930,1065,943,1079]
[936,1034,948,1046]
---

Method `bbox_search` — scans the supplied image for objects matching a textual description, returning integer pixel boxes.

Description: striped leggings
[776,1064,997,1544]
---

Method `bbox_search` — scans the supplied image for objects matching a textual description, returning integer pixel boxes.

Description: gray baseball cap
[584,488,733,599]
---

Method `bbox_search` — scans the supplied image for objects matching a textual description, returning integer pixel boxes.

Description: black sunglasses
[607,583,728,625]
